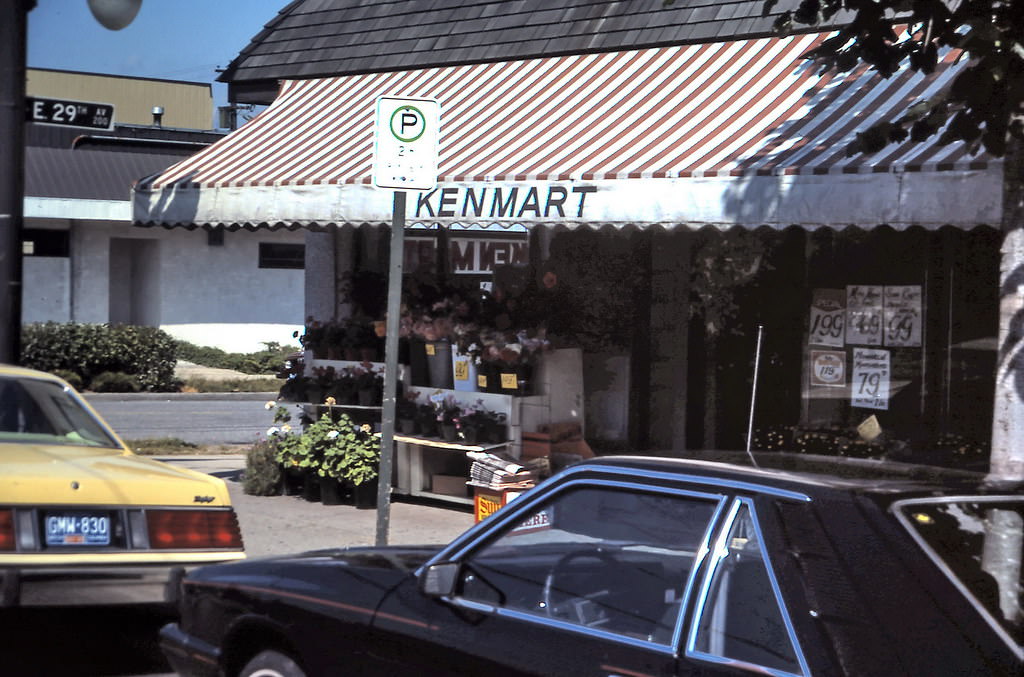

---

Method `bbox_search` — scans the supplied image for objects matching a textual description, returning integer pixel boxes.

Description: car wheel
[239,649,307,677]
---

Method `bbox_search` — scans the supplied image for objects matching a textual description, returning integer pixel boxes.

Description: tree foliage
[767,0,1024,157]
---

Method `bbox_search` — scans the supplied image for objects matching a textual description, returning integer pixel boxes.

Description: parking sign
[373,96,440,191]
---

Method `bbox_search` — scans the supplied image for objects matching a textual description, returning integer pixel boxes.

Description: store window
[21,229,69,257]
[258,242,304,269]
[456,485,721,644]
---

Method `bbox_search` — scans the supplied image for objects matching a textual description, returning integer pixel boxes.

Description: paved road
[85,393,279,446]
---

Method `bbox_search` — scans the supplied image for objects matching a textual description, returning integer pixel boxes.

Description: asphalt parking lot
[163,455,477,557]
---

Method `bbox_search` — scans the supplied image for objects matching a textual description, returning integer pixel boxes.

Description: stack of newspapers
[467,451,536,489]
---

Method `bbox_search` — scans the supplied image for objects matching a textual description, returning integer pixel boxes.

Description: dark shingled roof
[25,147,199,202]
[221,0,847,104]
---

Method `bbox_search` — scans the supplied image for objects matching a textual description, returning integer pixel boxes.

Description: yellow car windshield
[0,376,121,448]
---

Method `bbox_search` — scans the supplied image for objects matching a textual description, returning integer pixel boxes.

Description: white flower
[281,424,292,433]
[264,401,276,410]
[267,426,279,437]
[327,430,340,439]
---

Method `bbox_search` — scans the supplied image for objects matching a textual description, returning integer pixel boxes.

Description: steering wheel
[541,548,620,625]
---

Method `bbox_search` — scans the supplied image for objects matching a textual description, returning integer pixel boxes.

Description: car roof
[580,453,1023,500]
[0,363,66,385]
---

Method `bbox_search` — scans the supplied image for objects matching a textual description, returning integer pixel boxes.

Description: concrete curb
[84,392,280,402]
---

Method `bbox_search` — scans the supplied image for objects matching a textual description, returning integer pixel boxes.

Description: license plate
[45,512,111,546]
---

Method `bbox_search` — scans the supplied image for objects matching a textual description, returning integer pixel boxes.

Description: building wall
[26,68,212,129]
[23,219,305,353]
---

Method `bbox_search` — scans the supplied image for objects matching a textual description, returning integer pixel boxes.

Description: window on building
[258,243,304,269]
[22,229,69,257]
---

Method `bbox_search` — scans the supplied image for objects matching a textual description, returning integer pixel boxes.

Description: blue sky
[27,0,287,114]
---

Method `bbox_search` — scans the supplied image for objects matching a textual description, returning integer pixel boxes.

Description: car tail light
[0,510,13,551]
[146,509,243,550]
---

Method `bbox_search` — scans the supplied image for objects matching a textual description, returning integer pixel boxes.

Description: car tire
[239,649,307,677]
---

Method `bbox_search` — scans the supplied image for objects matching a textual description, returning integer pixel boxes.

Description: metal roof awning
[133,32,1003,231]
[26,146,192,222]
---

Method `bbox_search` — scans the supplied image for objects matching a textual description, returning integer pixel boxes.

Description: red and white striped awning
[133,31,1002,230]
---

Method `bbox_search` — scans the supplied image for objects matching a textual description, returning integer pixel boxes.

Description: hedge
[20,322,179,392]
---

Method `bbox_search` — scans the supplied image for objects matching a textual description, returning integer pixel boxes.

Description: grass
[125,437,249,455]
[181,377,281,393]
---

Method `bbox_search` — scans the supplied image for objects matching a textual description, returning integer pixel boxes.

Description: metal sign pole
[375,191,405,546]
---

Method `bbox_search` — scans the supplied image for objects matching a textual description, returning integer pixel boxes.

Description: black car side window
[688,498,809,677]
[457,484,721,645]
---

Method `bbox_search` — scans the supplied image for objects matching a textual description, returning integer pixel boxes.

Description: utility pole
[0,0,31,364]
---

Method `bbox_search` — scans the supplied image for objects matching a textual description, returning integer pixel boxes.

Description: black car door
[371,480,730,676]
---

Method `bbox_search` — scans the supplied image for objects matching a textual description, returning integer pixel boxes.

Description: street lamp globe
[87,0,142,31]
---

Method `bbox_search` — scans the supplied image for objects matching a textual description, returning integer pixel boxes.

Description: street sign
[26,96,114,131]
[373,96,440,191]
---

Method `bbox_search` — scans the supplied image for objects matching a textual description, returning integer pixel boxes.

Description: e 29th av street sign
[373,96,440,191]
[27,97,114,131]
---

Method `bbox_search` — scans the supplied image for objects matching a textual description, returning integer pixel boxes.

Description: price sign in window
[852,348,890,410]
[809,289,845,347]
[883,286,922,347]
[846,286,883,346]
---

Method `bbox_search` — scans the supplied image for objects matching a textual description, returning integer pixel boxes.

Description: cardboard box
[522,431,551,459]
[431,474,469,497]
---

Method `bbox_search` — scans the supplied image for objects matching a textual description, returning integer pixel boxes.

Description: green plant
[90,371,141,393]
[175,340,296,375]
[243,438,283,496]
[51,369,83,390]
[20,322,179,391]
[314,413,380,486]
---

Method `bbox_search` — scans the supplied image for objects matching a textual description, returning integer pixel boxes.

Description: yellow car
[0,364,245,606]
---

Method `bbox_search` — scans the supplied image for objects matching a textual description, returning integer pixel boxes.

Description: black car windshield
[0,375,121,449]
[898,498,1024,648]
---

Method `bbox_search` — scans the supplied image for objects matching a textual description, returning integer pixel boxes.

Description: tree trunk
[992,139,1024,480]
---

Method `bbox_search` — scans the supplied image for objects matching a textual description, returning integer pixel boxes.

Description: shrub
[20,322,179,392]
[243,439,283,496]
[176,340,297,375]
[89,371,141,393]
[50,369,83,391]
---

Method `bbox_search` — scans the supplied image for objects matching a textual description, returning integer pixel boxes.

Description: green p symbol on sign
[390,105,426,142]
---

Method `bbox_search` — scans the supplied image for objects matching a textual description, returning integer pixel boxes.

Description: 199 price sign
[809,289,845,347]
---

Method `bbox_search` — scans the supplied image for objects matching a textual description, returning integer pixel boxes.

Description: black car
[161,454,1024,676]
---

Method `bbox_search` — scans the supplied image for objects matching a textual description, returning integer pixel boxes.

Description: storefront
[132,23,1004,469]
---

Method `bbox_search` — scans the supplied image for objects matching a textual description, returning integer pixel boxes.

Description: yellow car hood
[0,443,231,507]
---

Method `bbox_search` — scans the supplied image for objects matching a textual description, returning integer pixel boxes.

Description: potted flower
[269,423,321,501]
[317,413,381,509]
[345,317,380,362]
[396,390,420,435]
[306,366,338,405]
[353,362,383,406]
[328,366,357,405]
[324,320,349,360]
[294,317,327,359]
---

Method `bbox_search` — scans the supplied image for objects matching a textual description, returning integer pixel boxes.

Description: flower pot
[281,468,304,496]
[462,425,479,445]
[344,347,360,361]
[357,388,377,406]
[441,424,458,442]
[398,418,417,435]
[305,386,325,405]
[451,349,477,392]
[498,364,533,396]
[319,476,349,505]
[425,340,454,389]
[301,473,322,502]
[360,347,378,362]
[353,478,379,509]
[409,339,429,387]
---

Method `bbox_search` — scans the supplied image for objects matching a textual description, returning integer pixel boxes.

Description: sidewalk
[162,455,476,557]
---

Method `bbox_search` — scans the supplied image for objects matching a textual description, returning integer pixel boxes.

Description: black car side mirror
[419,562,460,598]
